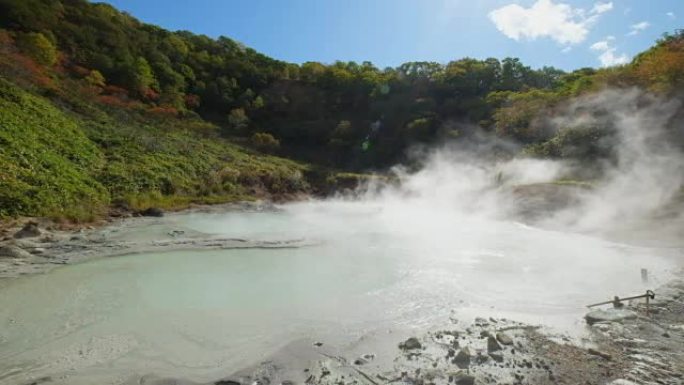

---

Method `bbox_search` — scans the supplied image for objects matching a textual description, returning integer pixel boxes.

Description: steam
[359,87,684,241]
[548,89,684,232]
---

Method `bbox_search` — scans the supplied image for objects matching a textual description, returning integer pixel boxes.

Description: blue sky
[101,0,683,71]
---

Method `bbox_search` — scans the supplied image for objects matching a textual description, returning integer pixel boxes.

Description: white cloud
[591,2,613,15]
[598,50,629,67]
[590,37,629,67]
[627,21,650,36]
[489,0,613,45]
[590,41,610,51]
[667,12,675,19]
[561,46,572,53]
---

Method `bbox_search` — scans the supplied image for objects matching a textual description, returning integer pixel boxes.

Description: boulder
[585,309,637,325]
[0,245,33,259]
[14,222,41,239]
[487,335,502,352]
[452,347,471,369]
[399,337,422,350]
[140,207,164,217]
[496,332,514,346]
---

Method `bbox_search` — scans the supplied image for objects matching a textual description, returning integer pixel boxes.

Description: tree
[252,95,265,109]
[17,32,57,66]
[85,69,106,88]
[163,34,189,60]
[131,57,157,95]
[227,108,249,132]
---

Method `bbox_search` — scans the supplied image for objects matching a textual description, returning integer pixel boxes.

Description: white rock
[607,380,638,385]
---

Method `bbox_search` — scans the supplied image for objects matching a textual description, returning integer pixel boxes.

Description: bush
[227,108,249,133]
[250,132,280,153]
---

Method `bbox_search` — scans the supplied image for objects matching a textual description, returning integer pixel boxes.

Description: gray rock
[29,247,46,255]
[137,374,200,385]
[587,348,612,360]
[452,347,471,369]
[489,351,504,363]
[140,207,164,217]
[14,222,41,239]
[0,245,33,259]
[168,230,185,237]
[454,374,475,385]
[70,235,87,242]
[496,332,514,346]
[399,337,422,350]
[487,335,502,352]
[474,317,489,326]
[585,309,637,325]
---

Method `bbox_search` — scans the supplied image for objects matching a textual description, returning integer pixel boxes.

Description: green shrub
[250,132,280,152]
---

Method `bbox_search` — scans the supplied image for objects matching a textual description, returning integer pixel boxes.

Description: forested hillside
[0,0,683,220]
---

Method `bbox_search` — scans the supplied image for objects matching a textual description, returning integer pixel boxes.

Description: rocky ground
[116,278,684,385]
[206,278,682,385]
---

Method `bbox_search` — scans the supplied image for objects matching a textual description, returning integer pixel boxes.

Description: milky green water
[0,202,679,385]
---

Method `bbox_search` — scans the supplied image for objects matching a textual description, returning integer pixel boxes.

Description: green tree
[252,95,265,109]
[17,32,57,65]
[85,69,106,88]
[227,108,249,132]
[132,57,157,94]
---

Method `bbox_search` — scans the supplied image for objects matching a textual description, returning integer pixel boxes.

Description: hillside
[0,76,312,220]
[0,0,683,221]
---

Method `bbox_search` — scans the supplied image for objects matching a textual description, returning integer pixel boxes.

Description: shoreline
[214,276,684,385]
[0,200,309,280]
[126,275,684,385]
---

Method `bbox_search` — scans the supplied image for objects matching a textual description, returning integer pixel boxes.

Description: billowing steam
[358,87,684,242]
[547,89,684,233]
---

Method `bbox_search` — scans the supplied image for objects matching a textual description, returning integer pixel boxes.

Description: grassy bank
[0,77,313,222]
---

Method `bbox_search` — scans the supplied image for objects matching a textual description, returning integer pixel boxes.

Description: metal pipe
[587,290,655,308]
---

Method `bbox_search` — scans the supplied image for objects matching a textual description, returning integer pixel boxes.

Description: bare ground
[204,277,684,385]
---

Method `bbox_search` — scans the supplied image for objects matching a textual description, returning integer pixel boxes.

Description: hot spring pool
[0,201,679,384]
